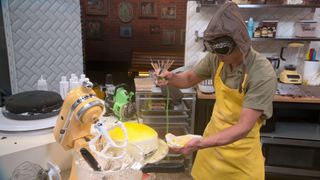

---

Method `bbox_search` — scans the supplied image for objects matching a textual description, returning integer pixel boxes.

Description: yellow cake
[109,122,159,156]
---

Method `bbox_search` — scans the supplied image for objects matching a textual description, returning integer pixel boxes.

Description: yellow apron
[191,62,264,180]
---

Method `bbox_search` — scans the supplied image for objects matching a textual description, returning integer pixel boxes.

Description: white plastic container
[59,76,69,99]
[69,74,80,90]
[37,75,48,91]
[79,74,86,85]
[303,60,319,84]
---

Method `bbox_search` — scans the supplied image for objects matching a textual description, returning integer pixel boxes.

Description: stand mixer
[279,42,305,84]
[53,80,169,180]
[53,80,139,179]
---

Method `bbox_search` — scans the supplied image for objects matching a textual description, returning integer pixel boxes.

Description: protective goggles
[203,37,236,55]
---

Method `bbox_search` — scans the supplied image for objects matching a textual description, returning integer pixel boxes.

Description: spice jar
[261,27,268,38]
[254,27,261,38]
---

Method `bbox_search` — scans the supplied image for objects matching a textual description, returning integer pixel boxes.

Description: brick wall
[81,0,187,70]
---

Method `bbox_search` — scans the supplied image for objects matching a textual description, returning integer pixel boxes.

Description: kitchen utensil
[75,143,143,180]
[76,141,180,179]
[150,58,175,80]
[80,148,102,171]
[279,42,304,84]
[109,83,136,121]
[198,79,214,94]
[89,118,181,173]
[303,60,319,84]
[267,57,280,70]
[279,65,302,84]
[11,161,61,180]
[89,119,128,161]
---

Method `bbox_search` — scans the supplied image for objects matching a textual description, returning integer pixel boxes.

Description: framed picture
[139,1,157,18]
[162,29,175,45]
[120,25,132,38]
[180,29,185,45]
[86,20,103,40]
[150,25,160,34]
[118,1,134,23]
[160,4,176,19]
[86,0,108,15]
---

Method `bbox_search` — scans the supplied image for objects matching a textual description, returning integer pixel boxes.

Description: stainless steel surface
[261,122,320,141]
[135,87,196,170]
[261,136,320,147]
[265,166,320,177]
[276,83,311,97]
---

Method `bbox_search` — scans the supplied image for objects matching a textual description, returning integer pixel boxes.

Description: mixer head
[53,80,105,150]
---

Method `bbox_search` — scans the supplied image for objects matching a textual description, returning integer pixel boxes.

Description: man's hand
[171,137,203,155]
[154,69,174,87]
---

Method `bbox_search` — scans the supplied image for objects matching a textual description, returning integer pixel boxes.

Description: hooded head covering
[203,2,251,55]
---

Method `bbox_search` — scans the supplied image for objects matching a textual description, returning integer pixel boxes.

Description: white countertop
[0,128,55,157]
[0,107,58,156]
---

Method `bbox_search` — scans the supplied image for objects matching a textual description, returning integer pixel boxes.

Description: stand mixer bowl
[75,143,143,180]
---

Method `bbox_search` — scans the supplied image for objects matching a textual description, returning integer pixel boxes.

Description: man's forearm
[198,108,262,149]
[199,123,249,149]
[167,71,203,89]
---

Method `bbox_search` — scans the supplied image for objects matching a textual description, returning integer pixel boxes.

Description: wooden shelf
[198,2,320,8]
[196,1,320,12]
[252,37,320,41]
[194,30,320,42]
[237,4,320,8]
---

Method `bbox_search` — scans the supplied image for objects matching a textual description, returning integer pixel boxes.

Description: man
[156,2,277,180]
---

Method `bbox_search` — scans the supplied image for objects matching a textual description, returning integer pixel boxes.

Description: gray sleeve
[243,76,277,119]
[192,53,217,79]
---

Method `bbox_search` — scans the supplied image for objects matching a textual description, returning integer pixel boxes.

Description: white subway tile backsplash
[2,0,83,93]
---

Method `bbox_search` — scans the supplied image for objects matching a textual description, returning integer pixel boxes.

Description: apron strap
[215,62,248,94]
